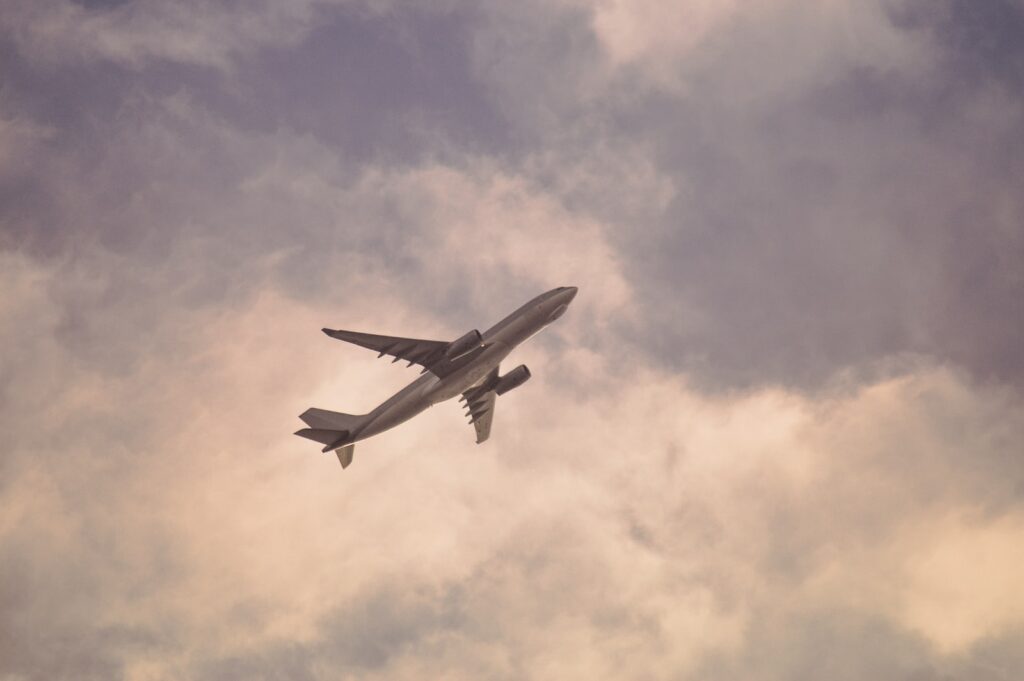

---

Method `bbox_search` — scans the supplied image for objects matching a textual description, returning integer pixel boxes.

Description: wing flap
[461,366,499,444]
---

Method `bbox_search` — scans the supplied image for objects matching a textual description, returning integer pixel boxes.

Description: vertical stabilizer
[336,443,355,468]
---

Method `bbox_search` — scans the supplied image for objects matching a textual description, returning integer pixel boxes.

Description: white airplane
[295,286,578,468]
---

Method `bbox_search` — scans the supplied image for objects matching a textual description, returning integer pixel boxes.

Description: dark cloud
[243,7,510,162]
[7,1,1016,392]
[595,2,1024,391]
[894,0,1024,92]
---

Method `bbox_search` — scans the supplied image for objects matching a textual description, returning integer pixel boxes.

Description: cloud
[899,513,1024,652]
[1,1,1023,678]
[0,0,319,70]
[586,0,925,94]
[2,241,1022,677]
[587,0,1024,390]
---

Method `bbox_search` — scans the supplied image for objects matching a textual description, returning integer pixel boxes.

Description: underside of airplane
[295,287,577,469]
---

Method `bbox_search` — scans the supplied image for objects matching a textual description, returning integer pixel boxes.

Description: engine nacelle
[494,365,531,395]
[445,329,483,360]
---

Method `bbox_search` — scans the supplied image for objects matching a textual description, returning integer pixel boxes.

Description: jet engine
[445,329,483,360]
[494,365,531,395]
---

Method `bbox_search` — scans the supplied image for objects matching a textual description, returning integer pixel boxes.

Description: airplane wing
[460,367,499,444]
[322,328,450,373]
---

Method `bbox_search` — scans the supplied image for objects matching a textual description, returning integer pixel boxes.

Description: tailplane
[299,407,365,432]
[296,407,365,468]
[294,427,349,448]
[293,427,357,468]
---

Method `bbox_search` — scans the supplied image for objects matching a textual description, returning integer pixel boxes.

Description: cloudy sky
[2,1,1023,679]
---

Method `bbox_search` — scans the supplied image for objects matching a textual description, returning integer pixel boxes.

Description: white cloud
[591,0,738,81]
[562,0,932,96]
[4,243,1022,675]
[899,512,1024,652]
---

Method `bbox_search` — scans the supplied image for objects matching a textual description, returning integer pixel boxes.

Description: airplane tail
[294,426,349,447]
[295,408,366,468]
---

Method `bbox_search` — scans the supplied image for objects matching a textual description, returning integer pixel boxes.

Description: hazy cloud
[1,1,1022,679]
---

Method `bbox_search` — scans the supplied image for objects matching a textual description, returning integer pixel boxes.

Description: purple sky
[2,1,1023,679]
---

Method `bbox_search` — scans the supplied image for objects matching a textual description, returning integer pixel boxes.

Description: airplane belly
[298,286,578,459]
[428,342,511,402]
[357,374,438,439]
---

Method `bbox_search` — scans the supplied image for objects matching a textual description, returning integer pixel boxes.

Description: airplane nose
[563,286,578,301]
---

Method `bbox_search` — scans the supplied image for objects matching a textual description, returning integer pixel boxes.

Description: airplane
[295,286,579,468]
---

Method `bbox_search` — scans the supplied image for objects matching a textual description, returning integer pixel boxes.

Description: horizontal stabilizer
[299,407,364,432]
[295,427,349,448]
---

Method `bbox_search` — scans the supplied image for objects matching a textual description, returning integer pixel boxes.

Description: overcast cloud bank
[1,1,1022,679]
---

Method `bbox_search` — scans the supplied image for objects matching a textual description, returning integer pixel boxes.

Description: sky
[1,1,1023,679]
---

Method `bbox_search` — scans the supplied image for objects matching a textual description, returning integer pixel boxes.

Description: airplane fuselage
[350,286,577,442]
